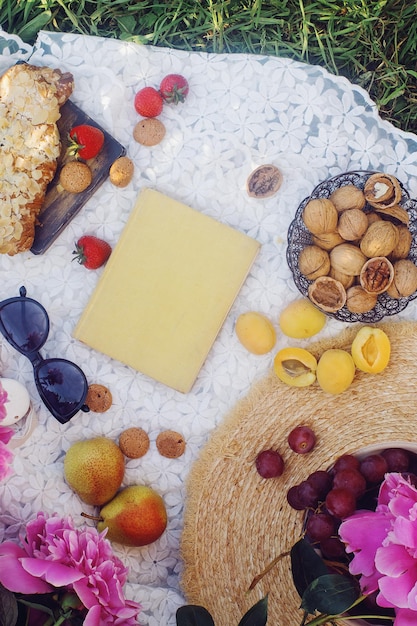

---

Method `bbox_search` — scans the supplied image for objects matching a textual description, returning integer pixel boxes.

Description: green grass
[2,0,417,133]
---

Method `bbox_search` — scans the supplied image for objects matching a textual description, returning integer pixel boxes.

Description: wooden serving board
[30,100,126,255]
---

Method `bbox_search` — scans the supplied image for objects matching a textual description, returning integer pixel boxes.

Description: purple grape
[288,425,316,454]
[325,487,356,519]
[255,449,284,478]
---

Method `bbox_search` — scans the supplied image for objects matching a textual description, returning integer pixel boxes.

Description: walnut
[329,267,355,289]
[308,276,346,313]
[346,285,378,313]
[302,198,338,235]
[389,224,412,261]
[329,184,366,212]
[360,257,394,294]
[337,208,368,241]
[367,212,382,226]
[312,231,344,251]
[360,221,399,258]
[298,245,330,280]
[330,243,367,276]
[387,259,417,298]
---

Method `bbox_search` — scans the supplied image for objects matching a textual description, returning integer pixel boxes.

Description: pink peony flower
[0,436,14,481]
[0,381,14,480]
[339,472,417,626]
[0,381,8,422]
[0,512,141,625]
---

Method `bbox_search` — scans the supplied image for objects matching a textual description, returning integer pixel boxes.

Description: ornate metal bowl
[286,170,417,322]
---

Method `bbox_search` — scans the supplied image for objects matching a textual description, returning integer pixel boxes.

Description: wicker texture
[181,321,417,625]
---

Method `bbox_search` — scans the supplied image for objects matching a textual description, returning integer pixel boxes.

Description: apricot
[273,347,317,387]
[351,326,390,374]
[279,298,326,339]
[235,312,276,354]
[316,349,355,394]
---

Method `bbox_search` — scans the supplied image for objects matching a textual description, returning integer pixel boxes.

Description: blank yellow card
[73,188,260,392]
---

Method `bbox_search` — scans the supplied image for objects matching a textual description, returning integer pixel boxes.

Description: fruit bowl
[286,170,417,322]
[296,442,417,626]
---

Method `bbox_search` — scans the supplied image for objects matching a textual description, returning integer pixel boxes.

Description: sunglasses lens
[0,300,48,354]
[35,359,88,423]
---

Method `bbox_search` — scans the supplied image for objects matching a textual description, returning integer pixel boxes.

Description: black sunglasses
[0,286,90,424]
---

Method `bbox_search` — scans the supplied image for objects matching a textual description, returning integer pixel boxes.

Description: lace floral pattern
[1,28,417,624]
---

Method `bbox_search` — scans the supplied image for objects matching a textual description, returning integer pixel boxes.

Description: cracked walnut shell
[308,276,347,313]
[246,164,282,198]
[364,173,402,209]
[360,256,394,294]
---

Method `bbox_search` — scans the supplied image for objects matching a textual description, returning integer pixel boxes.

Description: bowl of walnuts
[287,170,417,322]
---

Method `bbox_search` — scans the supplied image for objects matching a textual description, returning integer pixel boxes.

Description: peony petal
[0,545,52,594]
[379,568,417,609]
[73,579,99,609]
[390,517,417,550]
[394,608,417,626]
[375,544,417,578]
[21,558,85,586]
[83,604,102,626]
[339,511,391,577]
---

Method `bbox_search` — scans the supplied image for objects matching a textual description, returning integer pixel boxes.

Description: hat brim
[181,321,417,625]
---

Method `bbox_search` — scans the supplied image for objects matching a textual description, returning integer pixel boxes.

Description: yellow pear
[97,485,167,546]
[64,437,124,505]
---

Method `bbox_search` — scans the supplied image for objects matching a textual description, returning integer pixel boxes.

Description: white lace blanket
[1,29,417,625]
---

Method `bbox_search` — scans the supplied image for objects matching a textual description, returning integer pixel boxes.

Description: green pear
[64,437,124,506]
[97,485,167,546]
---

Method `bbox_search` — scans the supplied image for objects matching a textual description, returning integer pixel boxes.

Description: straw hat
[181,321,417,625]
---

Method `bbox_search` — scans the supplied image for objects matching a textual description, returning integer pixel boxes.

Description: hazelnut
[346,285,378,313]
[329,185,366,212]
[308,276,346,313]
[330,243,367,276]
[302,198,338,235]
[360,221,399,258]
[387,259,417,298]
[337,208,368,241]
[298,245,330,280]
[360,256,394,294]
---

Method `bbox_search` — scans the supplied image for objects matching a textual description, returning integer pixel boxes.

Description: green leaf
[238,596,268,626]
[0,584,18,626]
[301,573,359,616]
[290,538,328,598]
[176,605,215,626]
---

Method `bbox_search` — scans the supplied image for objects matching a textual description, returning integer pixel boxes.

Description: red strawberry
[68,124,105,160]
[159,74,189,104]
[134,86,164,117]
[73,235,112,270]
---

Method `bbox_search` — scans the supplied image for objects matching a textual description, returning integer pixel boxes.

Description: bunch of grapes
[287,447,416,559]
